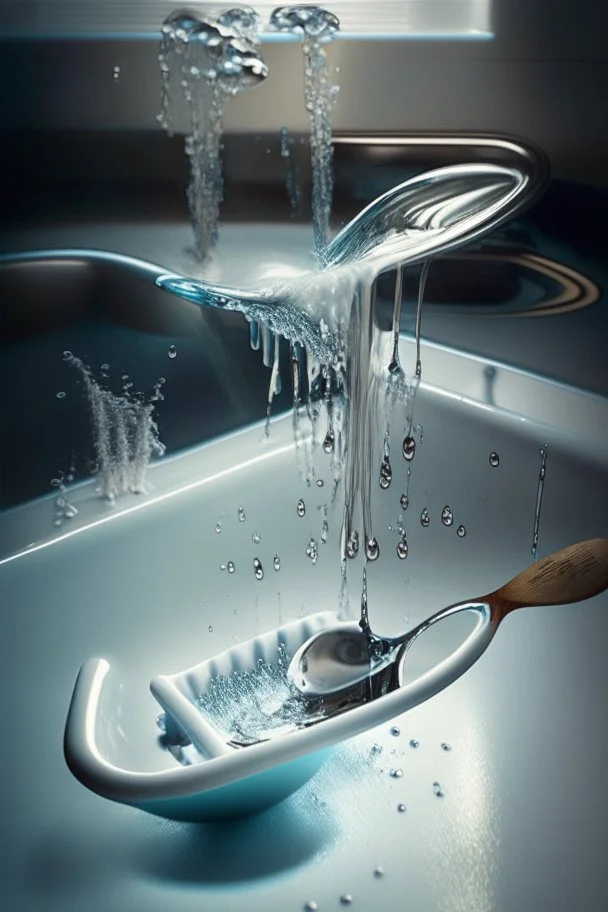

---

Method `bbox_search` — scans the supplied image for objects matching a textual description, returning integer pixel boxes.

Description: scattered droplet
[389,768,403,779]
[396,537,408,559]
[323,432,334,453]
[304,902,318,911]
[390,726,400,737]
[441,505,453,527]
[346,530,359,559]
[208,625,213,632]
[340,895,353,906]
[379,454,392,489]
[253,558,264,580]
[374,866,385,878]
[63,504,78,519]
[215,523,221,533]
[433,780,445,797]
[441,742,452,751]
[409,738,420,749]
[402,436,416,461]
[306,537,319,564]
[56,391,66,399]
[112,64,121,81]
[370,742,383,756]
[316,478,324,488]
[365,537,380,561]
[420,508,430,527]
[252,531,261,544]
[168,344,177,359]
[397,803,407,813]
[220,563,226,571]
[456,524,466,538]
[489,451,500,467]
[238,505,246,522]
[62,350,73,361]
[399,493,409,511]
[296,498,306,517]
[273,554,281,571]
[227,561,235,574]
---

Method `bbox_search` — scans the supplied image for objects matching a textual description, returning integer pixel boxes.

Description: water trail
[159,9,267,261]
[531,444,548,560]
[414,259,432,378]
[270,6,340,255]
[280,126,301,213]
[64,353,165,501]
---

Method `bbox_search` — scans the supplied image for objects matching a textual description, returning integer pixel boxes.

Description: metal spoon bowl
[288,538,608,706]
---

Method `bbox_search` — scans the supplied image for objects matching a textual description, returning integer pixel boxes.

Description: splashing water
[65,354,165,500]
[270,5,340,254]
[159,9,267,260]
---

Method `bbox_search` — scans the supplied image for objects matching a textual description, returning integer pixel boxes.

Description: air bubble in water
[397,803,407,813]
[168,344,177,359]
[433,780,445,797]
[252,531,261,543]
[420,508,430,527]
[441,505,453,527]
[379,454,392,489]
[396,537,408,559]
[253,558,264,580]
[409,738,420,749]
[456,524,466,538]
[238,505,246,522]
[402,436,416,461]
[316,478,324,487]
[391,725,400,736]
[227,561,235,573]
[273,554,281,571]
[297,498,306,517]
[56,391,66,399]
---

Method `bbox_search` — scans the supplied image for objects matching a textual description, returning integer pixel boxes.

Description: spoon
[288,538,608,703]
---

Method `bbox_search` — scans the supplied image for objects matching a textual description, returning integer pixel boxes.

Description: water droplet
[441,742,452,751]
[56,391,66,399]
[441,505,453,527]
[220,563,226,571]
[433,780,445,797]
[489,451,500,467]
[370,743,383,757]
[365,537,380,561]
[112,65,121,80]
[340,895,353,906]
[296,498,306,517]
[273,554,281,571]
[208,625,213,633]
[389,768,403,778]
[168,344,177,359]
[323,432,334,453]
[374,866,385,878]
[252,531,261,544]
[304,902,318,911]
[420,508,430,527]
[456,524,466,538]
[156,713,166,733]
[399,493,409,511]
[397,537,408,559]
[346,530,359,559]
[391,726,400,736]
[253,558,264,580]
[238,505,246,522]
[100,363,110,372]
[379,455,392,489]
[409,738,420,749]
[306,537,319,564]
[402,436,416,461]
[397,803,407,813]
[321,517,329,544]
[63,503,78,518]
[215,523,221,533]
[62,350,73,361]
[227,561,235,574]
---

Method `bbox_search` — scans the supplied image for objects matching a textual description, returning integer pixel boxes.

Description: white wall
[3,0,608,183]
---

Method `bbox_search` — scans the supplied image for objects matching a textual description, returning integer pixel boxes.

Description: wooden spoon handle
[490,538,608,618]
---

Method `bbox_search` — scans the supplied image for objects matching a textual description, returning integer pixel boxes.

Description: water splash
[270,5,340,254]
[159,9,267,260]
